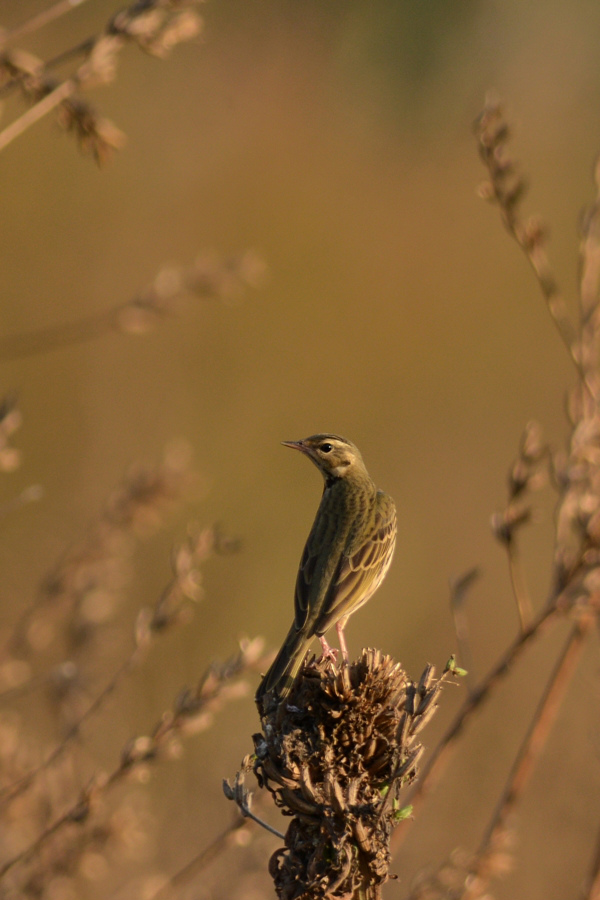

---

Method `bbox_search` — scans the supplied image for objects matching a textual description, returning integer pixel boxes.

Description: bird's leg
[318,635,338,663]
[336,617,349,663]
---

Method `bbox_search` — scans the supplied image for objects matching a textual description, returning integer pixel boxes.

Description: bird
[256,434,396,704]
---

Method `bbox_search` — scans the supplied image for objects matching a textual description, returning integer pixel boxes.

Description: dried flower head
[251,651,448,900]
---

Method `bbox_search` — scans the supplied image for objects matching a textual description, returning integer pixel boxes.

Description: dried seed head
[253,651,446,899]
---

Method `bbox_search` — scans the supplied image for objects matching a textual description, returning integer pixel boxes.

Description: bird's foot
[318,636,338,664]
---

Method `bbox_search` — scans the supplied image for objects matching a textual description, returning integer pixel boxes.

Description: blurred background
[0,1,599,898]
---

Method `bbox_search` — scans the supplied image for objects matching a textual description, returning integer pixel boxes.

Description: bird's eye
[320,443,333,453]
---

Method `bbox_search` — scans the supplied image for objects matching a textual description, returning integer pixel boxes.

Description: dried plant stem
[461,617,592,900]
[449,569,479,690]
[579,156,600,409]
[0,644,267,880]
[0,670,52,703]
[582,820,600,900]
[0,251,265,363]
[0,525,232,804]
[149,817,252,900]
[393,600,559,849]
[224,768,285,840]
[0,650,139,805]
[0,310,116,362]
[0,78,77,152]
[0,807,72,881]
[507,539,533,631]
[507,213,578,369]
[475,99,580,372]
[0,1,203,162]
[0,0,90,47]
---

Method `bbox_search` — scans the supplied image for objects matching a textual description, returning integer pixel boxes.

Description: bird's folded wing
[315,501,396,635]
[292,502,341,631]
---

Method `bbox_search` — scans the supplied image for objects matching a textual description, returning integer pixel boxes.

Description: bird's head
[282,434,368,481]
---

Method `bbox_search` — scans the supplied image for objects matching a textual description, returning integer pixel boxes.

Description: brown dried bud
[491,503,531,544]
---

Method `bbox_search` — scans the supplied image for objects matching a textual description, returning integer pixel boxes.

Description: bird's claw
[318,637,338,664]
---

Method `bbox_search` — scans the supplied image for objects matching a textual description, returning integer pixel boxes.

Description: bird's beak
[281,440,305,452]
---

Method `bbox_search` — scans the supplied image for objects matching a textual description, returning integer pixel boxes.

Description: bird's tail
[255,625,312,705]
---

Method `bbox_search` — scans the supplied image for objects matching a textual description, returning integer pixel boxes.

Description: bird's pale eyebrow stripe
[315,434,351,445]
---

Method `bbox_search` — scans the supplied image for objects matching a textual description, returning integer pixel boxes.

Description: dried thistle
[234,650,452,900]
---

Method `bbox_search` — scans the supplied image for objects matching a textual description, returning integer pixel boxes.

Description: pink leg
[336,618,349,662]
[319,635,338,663]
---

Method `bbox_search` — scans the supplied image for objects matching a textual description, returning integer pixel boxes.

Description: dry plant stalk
[0,250,267,362]
[399,98,600,900]
[0,636,268,890]
[0,0,204,162]
[227,651,456,899]
[0,434,262,897]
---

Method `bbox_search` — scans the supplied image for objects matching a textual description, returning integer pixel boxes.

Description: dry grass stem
[393,599,559,852]
[582,820,600,900]
[1,443,197,665]
[0,0,204,161]
[0,637,268,885]
[0,1,91,47]
[391,100,600,900]
[474,97,583,382]
[449,568,479,691]
[460,618,592,900]
[394,107,600,883]
[224,768,285,840]
[0,251,266,362]
[0,522,222,807]
[491,420,548,630]
[147,816,253,900]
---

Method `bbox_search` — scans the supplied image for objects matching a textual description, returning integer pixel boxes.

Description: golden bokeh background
[1,1,599,898]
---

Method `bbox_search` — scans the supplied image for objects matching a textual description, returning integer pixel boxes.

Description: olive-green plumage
[256,434,397,703]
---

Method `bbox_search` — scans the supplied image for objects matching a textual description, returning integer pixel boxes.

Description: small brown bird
[256,434,397,703]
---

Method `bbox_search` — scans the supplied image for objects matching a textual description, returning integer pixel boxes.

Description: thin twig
[507,538,533,631]
[0,1,203,161]
[582,819,600,900]
[0,644,268,880]
[148,817,252,900]
[44,36,98,72]
[0,0,90,48]
[0,652,139,805]
[0,310,116,361]
[392,600,560,850]
[224,769,285,840]
[0,525,224,805]
[475,98,597,402]
[449,568,479,693]
[0,251,265,363]
[0,78,77,152]
[461,617,592,900]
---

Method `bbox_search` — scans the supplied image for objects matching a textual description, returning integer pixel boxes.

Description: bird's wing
[314,493,396,636]
[293,498,343,632]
